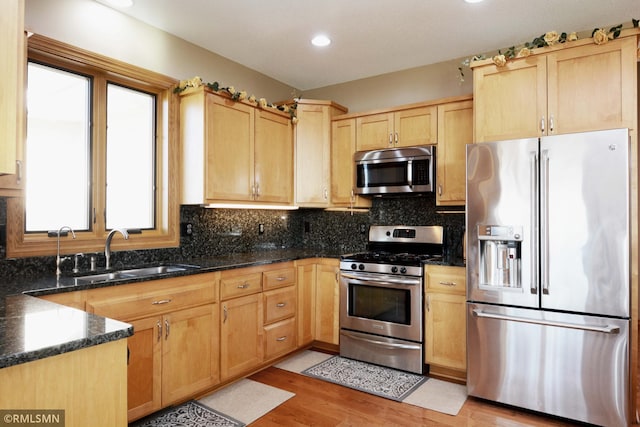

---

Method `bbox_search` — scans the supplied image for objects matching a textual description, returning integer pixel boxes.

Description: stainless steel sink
[73,264,200,285]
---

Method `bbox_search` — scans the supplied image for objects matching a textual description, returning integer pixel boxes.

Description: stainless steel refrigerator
[465,128,630,427]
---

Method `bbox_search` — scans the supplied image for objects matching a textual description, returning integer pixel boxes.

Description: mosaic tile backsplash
[0,194,465,281]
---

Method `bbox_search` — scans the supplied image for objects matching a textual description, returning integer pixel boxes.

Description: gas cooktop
[340,225,445,274]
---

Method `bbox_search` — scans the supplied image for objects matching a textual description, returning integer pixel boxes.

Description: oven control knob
[358,264,365,271]
[400,267,407,274]
[391,266,398,273]
[351,263,357,270]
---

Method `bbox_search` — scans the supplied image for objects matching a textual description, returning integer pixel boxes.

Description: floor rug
[129,400,244,427]
[402,377,467,416]
[302,355,426,401]
[274,349,333,373]
[198,379,294,425]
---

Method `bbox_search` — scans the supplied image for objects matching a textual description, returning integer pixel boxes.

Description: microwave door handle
[407,159,413,189]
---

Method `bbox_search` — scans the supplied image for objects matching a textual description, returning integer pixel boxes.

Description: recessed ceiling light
[311,35,331,47]
[464,0,484,3]
[99,0,134,8]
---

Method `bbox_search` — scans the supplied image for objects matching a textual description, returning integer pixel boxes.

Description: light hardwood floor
[247,367,582,426]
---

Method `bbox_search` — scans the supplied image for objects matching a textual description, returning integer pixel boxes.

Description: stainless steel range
[339,225,444,374]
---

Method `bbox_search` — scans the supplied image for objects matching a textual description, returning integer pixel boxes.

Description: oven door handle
[341,331,422,350]
[340,272,421,286]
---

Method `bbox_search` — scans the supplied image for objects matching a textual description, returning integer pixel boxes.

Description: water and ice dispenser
[478,225,522,288]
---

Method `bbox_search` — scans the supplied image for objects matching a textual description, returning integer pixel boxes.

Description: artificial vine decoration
[174,76,298,123]
[458,19,638,83]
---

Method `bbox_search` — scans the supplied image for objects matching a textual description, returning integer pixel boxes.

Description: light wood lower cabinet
[295,260,317,347]
[0,339,127,427]
[85,272,220,422]
[220,292,264,381]
[219,262,297,381]
[314,260,340,346]
[424,265,466,382]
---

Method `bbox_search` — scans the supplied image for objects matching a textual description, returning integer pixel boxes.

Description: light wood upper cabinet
[293,100,348,207]
[424,265,466,381]
[436,99,473,206]
[255,109,293,203]
[0,0,25,195]
[181,87,293,205]
[330,118,372,209]
[473,35,637,142]
[355,106,437,151]
[546,37,637,135]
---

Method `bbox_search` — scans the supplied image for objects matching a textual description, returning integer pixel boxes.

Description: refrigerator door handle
[472,309,620,334]
[540,149,550,295]
[530,150,539,294]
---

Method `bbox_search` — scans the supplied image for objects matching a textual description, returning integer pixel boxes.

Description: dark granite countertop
[0,248,462,370]
[0,294,132,369]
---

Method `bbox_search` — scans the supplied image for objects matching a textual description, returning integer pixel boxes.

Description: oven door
[339,271,422,342]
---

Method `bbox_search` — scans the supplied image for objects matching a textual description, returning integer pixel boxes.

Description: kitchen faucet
[56,226,76,278]
[104,228,129,269]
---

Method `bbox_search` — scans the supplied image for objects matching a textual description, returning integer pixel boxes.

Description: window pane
[25,63,91,232]
[106,84,155,230]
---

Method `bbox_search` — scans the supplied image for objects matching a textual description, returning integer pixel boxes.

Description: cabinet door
[315,262,339,345]
[162,304,219,405]
[473,55,547,142]
[436,100,473,206]
[356,113,394,151]
[425,292,467,371]
[205,94,254,201]
[295,104,331,206]
[394,106,437,147]
[254,109,293,203]
[296,262,316,346]
[330,119,371,209]
[547,37,637,135]
[0,0,24,190]
[127,316,162,422]
[220,293,263,381]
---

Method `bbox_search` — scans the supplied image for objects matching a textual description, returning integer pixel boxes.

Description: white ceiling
[109,0,637,90]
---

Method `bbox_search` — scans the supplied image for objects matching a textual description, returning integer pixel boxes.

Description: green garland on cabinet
[174,76,298,123]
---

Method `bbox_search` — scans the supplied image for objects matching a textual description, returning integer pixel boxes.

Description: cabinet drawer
[86,273,217,321]
[220,272,262,300]
[425,265,466,295]
[264,317,296,359]
[263,266,295,290]
[264,286,296,324]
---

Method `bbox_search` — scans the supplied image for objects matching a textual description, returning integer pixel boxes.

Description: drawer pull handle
[237,282,250,289]
[438,281,457,287]
[152,299,172,305]
[276,336,287,342]
[276,302,287,308]
[276,276,287,281]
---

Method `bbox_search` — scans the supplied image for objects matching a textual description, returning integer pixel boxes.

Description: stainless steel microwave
[354,145,435,195]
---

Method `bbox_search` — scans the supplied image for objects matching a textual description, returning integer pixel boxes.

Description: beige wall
[304,59,473,114]
[25,0,295,103]
[25,0,472,114]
